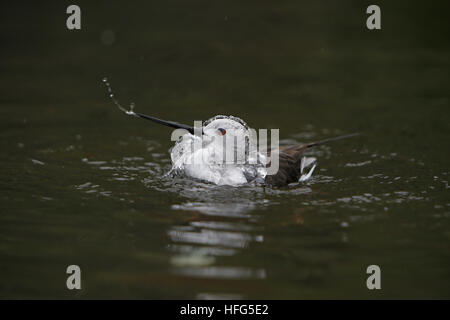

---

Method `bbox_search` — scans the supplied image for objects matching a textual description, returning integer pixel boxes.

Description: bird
[103,79,359,187]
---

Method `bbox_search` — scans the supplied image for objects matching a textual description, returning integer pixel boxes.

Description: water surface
[0,0,449,299]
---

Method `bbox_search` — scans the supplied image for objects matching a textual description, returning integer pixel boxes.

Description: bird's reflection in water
[166,184,268,280]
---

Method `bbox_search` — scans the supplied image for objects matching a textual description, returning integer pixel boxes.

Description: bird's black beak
[133,112,197,135]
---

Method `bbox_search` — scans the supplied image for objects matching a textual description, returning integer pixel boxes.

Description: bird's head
[202,115,250,140]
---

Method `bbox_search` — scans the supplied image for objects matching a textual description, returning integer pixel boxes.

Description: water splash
[102,77,136,116]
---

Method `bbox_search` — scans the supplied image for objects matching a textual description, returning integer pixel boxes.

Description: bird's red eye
[218,128,226,135]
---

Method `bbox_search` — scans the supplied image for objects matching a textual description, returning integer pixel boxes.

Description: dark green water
[0,1,449,299]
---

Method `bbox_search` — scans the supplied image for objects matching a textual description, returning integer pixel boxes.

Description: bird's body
[167,115,357,187]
